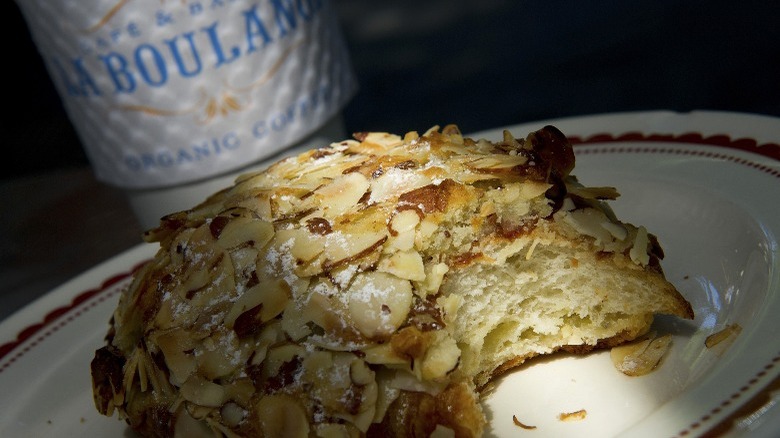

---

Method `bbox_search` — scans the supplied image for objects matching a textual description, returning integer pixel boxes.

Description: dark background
[5,0,780,181]
[1,0,779,324]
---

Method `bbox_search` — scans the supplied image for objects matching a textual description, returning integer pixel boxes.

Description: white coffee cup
[17,0,357,229]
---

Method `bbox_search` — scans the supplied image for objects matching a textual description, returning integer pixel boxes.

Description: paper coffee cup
[17,0,357,227]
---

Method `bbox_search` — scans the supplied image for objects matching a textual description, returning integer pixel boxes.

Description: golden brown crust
[367,382,484,438]
[478,319,655,391]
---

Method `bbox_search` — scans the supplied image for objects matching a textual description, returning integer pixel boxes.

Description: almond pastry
[91,125,693,437]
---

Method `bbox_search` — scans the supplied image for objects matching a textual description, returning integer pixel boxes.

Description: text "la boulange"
[51,0,324,98]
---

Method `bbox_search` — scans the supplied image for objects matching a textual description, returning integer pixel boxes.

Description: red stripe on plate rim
[0,260,148,367]
[569,131,780,164]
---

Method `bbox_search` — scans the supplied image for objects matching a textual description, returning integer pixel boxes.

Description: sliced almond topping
[256,394,310,438]
[629,226,651,266]
[611,333,672,376]
[301,350,335,383]
[558,409,587,422]
[301,285,353,340]
[314,424,352,437]
[420,333,461,380]
[389,209,421,235]
[361,343,410,366]
[385,369,446,395]
[350,359,375,386]
[387,209,421,251]
[390,326,431,361]
[222,378,255,407]
[155,330,198,385]
[403,131,419,142]
[601,221,628,241]
[321,231,388,274]
[415,263,450,297]
[466,154,528,171]
[370,167,431,204]
[196,330,244,379]
[263,344,306,383]
[512,415,537,429]
[248,320,285,366]
[272,228,325,264]
[220,402,247,427]
[215,217,274,250]
[172,408,211,436]
[347,272,413,338]
[180,376,227,407]
[280,300,312,341]
[518,180,553,200]
[561,208,614,245]
[315,172,371,217]
[361,132,404,148]
[705,323,742,349]
[415,217,440,249]
[225,279,291,334]
[378,250,426,281]
[397,179,461,215]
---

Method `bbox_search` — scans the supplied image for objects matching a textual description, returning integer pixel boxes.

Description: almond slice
[611,333,672,376]
[558,409,587,422]
[705,323,742,349]
[347,271,413,338]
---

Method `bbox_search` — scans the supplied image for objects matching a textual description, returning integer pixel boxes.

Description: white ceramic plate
[1,110,778,437]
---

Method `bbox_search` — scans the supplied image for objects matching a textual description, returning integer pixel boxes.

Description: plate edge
[568,131,780,163]
[0,259,148,365]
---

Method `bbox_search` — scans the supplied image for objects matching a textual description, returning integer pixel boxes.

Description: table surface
[0,166,144,323]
